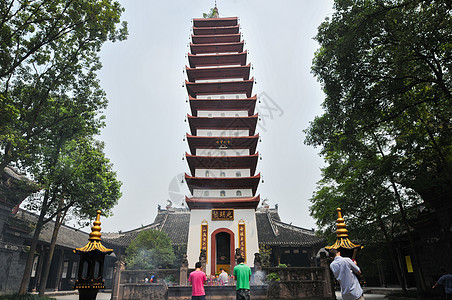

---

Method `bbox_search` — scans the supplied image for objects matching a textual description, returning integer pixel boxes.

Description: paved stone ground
[51,291,389,300]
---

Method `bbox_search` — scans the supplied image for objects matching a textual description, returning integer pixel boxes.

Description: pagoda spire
[214,0,219,18]
[325,208,362,258]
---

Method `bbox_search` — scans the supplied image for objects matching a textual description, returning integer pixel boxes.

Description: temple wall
[186,208,259,275]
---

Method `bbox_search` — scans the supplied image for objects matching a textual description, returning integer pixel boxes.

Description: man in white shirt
[218,268,228,285]
[329,249,364,300]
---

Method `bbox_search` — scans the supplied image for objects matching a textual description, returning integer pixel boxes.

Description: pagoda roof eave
[185,173,260,195]
[193,17,238,28]
[185,195,260,209]
[190,41,244,55]
[189,95,257,116]
[192,33,241,44]
[185,152,259,175]
[186,134,259,155]
[185,78,254,98]
[187,113,258,136]
[188,52,247,68]
[186,64,251,82]
[193,25,240,35]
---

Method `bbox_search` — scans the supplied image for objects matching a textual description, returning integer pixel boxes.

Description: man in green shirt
[233,257,252,300]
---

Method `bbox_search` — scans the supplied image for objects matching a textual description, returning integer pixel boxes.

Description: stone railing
[262,264,334,300]
[120,269,180,285]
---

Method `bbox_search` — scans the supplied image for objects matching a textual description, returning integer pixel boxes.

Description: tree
[0,0,127,171]
[36,137,121,296]
[306,0,452,292]
[125,229,176,270]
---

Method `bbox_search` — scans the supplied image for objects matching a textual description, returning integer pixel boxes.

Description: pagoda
[184,14,260,275]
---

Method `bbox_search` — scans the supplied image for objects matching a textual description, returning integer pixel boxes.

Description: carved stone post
[179,254,188,286]
[111,256,125,300]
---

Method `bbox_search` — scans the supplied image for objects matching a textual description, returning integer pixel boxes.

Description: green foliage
[125,229,176,270]
[307,0,452,237]
[203,7,219,18]
[267,272,280,281]
[0,294,55,300]
[278,263,287,268]
[0,0,128,171]
[259,244,272,267]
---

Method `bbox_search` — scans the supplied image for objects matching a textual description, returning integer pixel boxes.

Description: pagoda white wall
[194,168,251,178]
[197,93,248,99]
[197,129,249,137]
[197,111,248,117]
[196,149,250,156]
[186,208,259,275]
[195,78,243,83]
[192,189,253,198]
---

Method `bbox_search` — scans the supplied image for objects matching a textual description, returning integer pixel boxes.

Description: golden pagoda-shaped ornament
[325,208,363,259]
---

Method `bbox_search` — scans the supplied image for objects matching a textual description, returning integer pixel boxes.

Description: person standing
[329,249,364,300]
[233,257,252,300]
[433,268,452,300]
[219,268,229,285]
[189,262,207,300]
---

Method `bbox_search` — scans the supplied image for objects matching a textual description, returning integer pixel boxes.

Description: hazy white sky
[96,0,334,233]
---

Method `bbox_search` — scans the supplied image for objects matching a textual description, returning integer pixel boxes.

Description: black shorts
[192,295,205,300]
[236,288,250,300]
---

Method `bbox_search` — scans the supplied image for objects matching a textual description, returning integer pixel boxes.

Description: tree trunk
[38,197,67,296]
[19,191,50,295]
[377,217,407,294]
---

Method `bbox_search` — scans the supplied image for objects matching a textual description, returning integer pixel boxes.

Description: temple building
[184,16,260,276]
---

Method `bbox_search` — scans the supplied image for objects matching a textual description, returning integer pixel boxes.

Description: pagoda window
[208,113,212,117]
[236,190,242,196]
[221,131,226,137]
[221,113,225,117]
[221,96,225,99]
[236,95,240,99]
[221,151,226,156]
[207,131,212,137]
[204,190,209,197]
[235,113,239,117]
[234,131,239,136]
[207,96,211,99]
[220,171,226,177]
[236,151,241,156]
[236,171,241,177]
[205,170,210,177]
[207,151,212,156]
[220,190,226,197]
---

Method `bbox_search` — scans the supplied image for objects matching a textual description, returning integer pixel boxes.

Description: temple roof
[185,152,259,175]
[185,195,260,209]
[192,33,241,44]
[186,78,253,98]
[186,134,259,155]
[186,64,250,82]
[187,114,258,136]
[103,207,324,249]
[103,209,190,247]
[189,95,257,116]
[193,25,239,35]
[190,41,244,55]
[185,173,260,195]
[255,210,325,247]
[193,17,238,28]
[188,52,247,68]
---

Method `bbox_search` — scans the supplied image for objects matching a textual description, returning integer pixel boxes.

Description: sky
[96,0,335,233]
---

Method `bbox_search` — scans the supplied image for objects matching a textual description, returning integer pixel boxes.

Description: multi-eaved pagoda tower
[184,16,260,275]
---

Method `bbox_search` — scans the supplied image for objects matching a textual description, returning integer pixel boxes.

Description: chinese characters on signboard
[211,209,234,221]
[238,222,246,262]
[201,223,208,259]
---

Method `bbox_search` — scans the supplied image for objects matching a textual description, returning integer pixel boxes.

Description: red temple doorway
[211,228,235,275]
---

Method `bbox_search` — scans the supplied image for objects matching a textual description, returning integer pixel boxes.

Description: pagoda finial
[336,208,349,238]
[325,207,362,253]
[89,210,102,241]
[214,0,219,18]
[74,210,113,253]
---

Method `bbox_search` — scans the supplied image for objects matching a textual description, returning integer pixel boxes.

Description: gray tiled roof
[15,210,90,249]
[103,207,324,249]
[255,210,325,246]
[103,208,190,248]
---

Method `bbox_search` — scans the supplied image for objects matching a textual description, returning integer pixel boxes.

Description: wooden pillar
[54,249,65,291]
